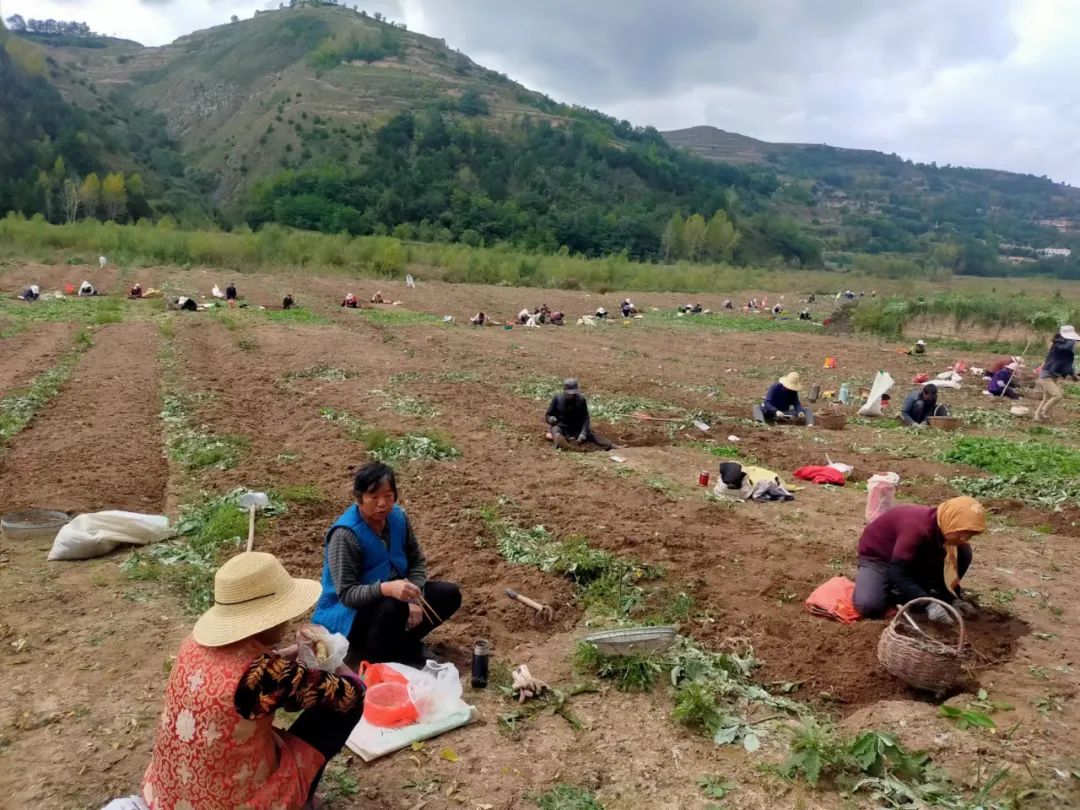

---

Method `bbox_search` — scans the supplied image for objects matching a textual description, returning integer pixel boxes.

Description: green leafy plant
[529,784,604,810]
[284,364,357,382]
[780,719,848,786]
[943,437,1080,507]
[697,775,736,801]
[320,407,458,463]
[938,705,996,731]
[573,643,663,692]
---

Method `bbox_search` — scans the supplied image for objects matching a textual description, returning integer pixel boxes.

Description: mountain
[665,126,1080,277]
[4,7,1080,277]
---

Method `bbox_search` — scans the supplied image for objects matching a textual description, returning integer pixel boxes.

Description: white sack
[48,511,174,561]
[857,371,895,416]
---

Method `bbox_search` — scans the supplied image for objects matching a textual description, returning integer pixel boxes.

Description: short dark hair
[922,383,938,397]
[353,461,397,498]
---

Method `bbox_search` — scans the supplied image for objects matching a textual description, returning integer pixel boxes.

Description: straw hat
[778,372,802,391]
[192,552,321,647]
[1060,325,1079,341]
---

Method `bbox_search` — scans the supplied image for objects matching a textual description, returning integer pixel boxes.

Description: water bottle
[470,639,490,689]
[839,383,851,404]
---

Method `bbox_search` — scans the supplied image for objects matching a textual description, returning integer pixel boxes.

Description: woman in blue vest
[313,462,462,666]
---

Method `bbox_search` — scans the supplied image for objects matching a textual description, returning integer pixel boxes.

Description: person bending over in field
[342,293,359,308]
[371,291,385,304]
[313,462,461,667]
[545,378,615,451]
[20,284,40,302]
[470,312,488,326]
[853,496,985,624]
[753,372,814,425]
[282,293,295,310]
[900,383,946,427]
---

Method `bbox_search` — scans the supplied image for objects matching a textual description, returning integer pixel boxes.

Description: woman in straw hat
[1033,325,1077,422]
[753,371,815,426]
[140,551,364,810]
[852,496,986,624]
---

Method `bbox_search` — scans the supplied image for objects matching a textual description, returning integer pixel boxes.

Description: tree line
[5,16,101,39]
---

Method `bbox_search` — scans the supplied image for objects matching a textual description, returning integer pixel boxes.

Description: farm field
[1,262,1078,809]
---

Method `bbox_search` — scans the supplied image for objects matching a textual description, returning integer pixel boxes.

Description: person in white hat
[907,339,927,356]
[140,552,364,810]
[754,371,815,426]
[1034,325,1078,422]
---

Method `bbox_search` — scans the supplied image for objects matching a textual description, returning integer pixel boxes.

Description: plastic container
[1,509,70,544]
[865,473,900,523]
[838,383,851,404]
[359,661,408,688]
[363,682,418,728]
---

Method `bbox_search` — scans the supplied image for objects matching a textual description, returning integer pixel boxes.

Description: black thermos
[471,639,490,688]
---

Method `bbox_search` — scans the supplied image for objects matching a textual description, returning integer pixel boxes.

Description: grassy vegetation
[122,490,286,614]
[943,437,1080,507]
[0,329,92,447]
[274,483,326,505]
[320,407,458,463]
[508,376,675,422]
[653,309,820,334]
[161,392,249,471]
[283,364,358,383]
[0,295,127,337]
[359,308,442,327]
[852,292,1080,338]
[529,785,604,810]
[264,307,330,326]
[373,389,439,418]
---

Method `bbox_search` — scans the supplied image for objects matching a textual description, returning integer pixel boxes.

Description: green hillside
[666,126,1080,279]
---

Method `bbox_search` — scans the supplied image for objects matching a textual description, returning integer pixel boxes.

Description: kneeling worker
[754,372,814,425]
[900,383,946,427]
[313,462,461,667]
[853,496,984,623]
[545,378,615,450]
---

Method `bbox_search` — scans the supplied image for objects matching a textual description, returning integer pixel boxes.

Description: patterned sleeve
[234,653,364,719]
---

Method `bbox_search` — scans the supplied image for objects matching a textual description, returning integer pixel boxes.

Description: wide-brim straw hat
[778,372,802,391]
[193,552,321,647]
[1061,325,1079,341]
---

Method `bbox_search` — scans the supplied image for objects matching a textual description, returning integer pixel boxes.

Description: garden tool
[506,589,554,622]
[238,491,270,552]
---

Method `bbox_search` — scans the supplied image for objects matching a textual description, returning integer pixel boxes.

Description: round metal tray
[582,625,676,656]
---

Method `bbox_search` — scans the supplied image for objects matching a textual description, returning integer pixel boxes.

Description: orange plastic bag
[823,357,837,369]
[363,682,418,728]
[358,661,408,687]
[805,576,862,624]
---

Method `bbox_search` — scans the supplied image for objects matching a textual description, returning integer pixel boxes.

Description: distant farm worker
[986,361,1022,399]
[225,282,238,307]
[799,308,812,321]
[98,255,107,269]
[621,299,638,318]
[371,291,385,304]
[807,293,816,304]
[853,496,985,622]
[986,355,1022,375]
[595,306,608,320]
[341,293,359,308]
[1034,325,1078,422]
[908,339,927,356]
[900,383,946,427]
[282,293,295,310]
[313,462,462,666]
[545,378,615,451]
[550,310,565,326]
[518,308,531,325]
[771,303,784,316]
[20,284,40,301]
[753,372,815,426]
[129,283,143,299]
[136,551,364,810]
[168,296,198,312]
[469,312,488,326]
[78,279,96,296]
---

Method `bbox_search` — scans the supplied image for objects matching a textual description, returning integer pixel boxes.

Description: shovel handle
[246,504,256,552]
[506,589,545,612]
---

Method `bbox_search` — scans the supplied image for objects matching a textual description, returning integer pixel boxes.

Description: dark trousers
[346,580,462,665]
[551,424,614,450]
[287,701,363,800]
[853,545,972,618]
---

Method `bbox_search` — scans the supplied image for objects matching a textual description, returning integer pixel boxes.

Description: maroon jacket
[857,505,955,602]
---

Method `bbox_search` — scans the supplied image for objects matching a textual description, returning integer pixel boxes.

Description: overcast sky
[12,0,1080,184]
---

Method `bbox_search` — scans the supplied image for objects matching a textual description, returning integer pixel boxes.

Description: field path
[0,322,79,396]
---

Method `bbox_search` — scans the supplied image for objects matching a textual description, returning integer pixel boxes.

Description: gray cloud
[11,0,1079,182]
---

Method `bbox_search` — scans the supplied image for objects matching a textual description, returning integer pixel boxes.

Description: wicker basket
[877,598,965,694]
[928,415,961,431]
[816,412,847,430]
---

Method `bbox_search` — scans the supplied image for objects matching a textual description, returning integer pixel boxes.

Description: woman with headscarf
[986,360,1022,399]
[138,551,364,810]
[853,496,986,623]
[1034,325,1078,422]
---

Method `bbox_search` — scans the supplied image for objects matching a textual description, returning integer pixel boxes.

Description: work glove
[926,602,955,625]
[547,416,558,425]
[952,599,977,618]
[511,664,549,703]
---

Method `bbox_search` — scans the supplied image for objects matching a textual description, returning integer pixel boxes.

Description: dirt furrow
[0,322,79,396]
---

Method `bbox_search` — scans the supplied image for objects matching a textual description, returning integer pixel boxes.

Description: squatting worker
[853,496,986,624]
[900,383,946,427]
[754,372,814,425]
[313,462,461,666]
[139,552,364,810]
[545,378,615,450]
[1034,325,1077,423]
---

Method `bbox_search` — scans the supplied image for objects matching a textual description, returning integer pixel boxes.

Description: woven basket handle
[890,597,965,652]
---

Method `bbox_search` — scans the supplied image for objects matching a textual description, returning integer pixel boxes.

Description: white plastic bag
[211,284,225,299]
[857,371,894,417]
[48,511,173,561]
[295,624,349,672]
[865,473,900,523]
[408,661,464,724]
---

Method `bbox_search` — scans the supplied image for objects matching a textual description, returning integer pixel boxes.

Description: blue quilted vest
[312,504,409,636]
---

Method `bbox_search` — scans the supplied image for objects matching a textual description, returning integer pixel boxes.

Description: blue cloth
[1041,337,1075,379]
[764,382,800,412]
[313,504,408,636]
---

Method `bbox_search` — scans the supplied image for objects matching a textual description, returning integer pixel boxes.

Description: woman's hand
[406,603,423,630]
[381,579,422,602]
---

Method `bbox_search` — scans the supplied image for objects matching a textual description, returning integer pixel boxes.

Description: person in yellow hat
[140,552,364,810]
[754,371,815,425]
[853,496,986,623]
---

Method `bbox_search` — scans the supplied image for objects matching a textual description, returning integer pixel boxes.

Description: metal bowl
[1,509,70,544]
[582,626,677,656]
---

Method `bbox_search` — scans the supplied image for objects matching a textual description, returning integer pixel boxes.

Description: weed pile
[122,489,286,614]
[943,436,1080,507]
[284,364,358,382]
[320,407,457,463]
[161,392,249,471]
[0,330,93,446]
